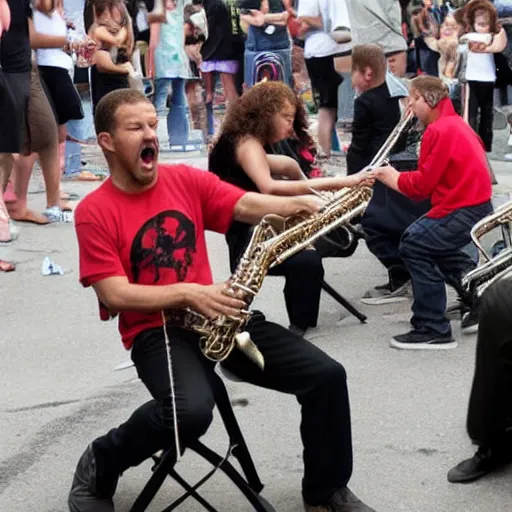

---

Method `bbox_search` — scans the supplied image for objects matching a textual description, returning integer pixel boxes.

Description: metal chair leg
[129,450,176,512]
[321,279,367,323]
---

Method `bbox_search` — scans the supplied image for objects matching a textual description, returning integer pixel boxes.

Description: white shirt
[465,51,496,82]
[345,0,407,55]
[34,10,74,71]
[298,0,351,59]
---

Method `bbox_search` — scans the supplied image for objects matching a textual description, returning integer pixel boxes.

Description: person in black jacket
[347,44,429,305]
[447,275,512,483]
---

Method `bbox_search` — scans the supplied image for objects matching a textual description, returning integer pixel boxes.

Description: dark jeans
[362,181,430,287]
[399,202,493,335]
[467,276,512,448]
[267,249,325,329]
[468,81,495,152]
[93,312,352,506]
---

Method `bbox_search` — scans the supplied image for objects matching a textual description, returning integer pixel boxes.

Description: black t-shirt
[201,0,245,62]
[346,82,404,175]
[0,0,32,73]
[209,132,258,271]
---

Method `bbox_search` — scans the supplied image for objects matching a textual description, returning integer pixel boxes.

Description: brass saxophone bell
[235,331,265,370]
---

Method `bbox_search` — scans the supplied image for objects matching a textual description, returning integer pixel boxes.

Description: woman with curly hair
[209,81,370,336]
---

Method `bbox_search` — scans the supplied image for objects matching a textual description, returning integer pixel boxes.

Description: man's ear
[97,132,115,153]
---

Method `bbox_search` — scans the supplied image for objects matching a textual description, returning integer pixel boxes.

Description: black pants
[92,312,352,506]
[467,277,512,448]
[468,80,495,153]
[267,249,324,329]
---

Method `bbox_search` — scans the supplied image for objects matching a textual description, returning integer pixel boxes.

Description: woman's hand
[341,171,375,188]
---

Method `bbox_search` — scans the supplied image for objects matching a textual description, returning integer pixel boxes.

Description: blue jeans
[154,77,189,146]
[400,201,493,335]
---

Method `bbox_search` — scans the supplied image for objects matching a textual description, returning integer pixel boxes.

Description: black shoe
[447,446,505,483]
[390,329,457,350]
[68,444,119,512]
[304,487,377,511]
[461,307,479,334]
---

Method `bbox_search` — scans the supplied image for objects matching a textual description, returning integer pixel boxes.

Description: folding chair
[129,371,275,512]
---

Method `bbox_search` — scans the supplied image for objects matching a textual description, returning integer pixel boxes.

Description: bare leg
[0,153,13,191]
[203,72,215,137]
[38,141,62,209]
[220,72,239,104]
[317,107,337,158]
[7,153,49,224]
[0,153,14,242]
[185,81,202,130]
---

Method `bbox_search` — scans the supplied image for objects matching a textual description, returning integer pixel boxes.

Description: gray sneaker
[360,281,412,305]
[68,444,118,512]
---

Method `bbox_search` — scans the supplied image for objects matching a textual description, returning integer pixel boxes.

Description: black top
[201,0,245,62]
[90,52,129,113]
[209,133,258,271]
[346,82,404,175]
[0,0,32,73]
[209,133,259,192]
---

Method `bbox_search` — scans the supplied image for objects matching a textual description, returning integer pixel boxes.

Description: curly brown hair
[465,0,501,34]
[219,81,313,148]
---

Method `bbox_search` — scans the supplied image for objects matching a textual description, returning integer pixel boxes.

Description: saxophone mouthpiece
[235,331,265,370]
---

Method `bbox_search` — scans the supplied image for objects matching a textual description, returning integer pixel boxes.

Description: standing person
[369,76,493,349]
[85,0,135,113]
[149,0,196,150]
[0,0,32,268]
[68,88,377,512]
[240,0,293,88]
[200,0,244,138]
[346,0,408,77]
[32,0,85,214]
[297,0,351,160]
[447,274,512,484]
[465,0,508,152]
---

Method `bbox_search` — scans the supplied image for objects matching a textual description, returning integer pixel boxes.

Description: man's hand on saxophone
[184,283,248,321]
[366,165,401,192]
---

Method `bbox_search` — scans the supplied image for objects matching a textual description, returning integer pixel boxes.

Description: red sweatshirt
[397,98,492,218]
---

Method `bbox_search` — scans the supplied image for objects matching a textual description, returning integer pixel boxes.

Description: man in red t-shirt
[369,75,493,350]
[68,89,376,512]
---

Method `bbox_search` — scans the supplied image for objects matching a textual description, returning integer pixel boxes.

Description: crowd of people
[1,1,512,512]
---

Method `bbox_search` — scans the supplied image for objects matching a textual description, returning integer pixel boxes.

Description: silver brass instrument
[166,111,414,369]
[461,201,512,301]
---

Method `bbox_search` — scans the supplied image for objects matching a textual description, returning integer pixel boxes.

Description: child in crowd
[86,0,136,111]
[88,0,134,67]
[347,44,430,305]
[464,0,503,152]
[369,76,493,350]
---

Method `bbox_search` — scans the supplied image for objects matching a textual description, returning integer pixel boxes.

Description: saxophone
[166,111,414,369]
[461,201,512,303]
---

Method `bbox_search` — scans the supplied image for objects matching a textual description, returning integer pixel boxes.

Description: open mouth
[140,146,157,164]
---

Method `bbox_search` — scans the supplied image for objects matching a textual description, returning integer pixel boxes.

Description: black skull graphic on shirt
[130,210,196,284]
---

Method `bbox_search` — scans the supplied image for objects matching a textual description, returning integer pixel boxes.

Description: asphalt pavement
[1,156,512,512]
